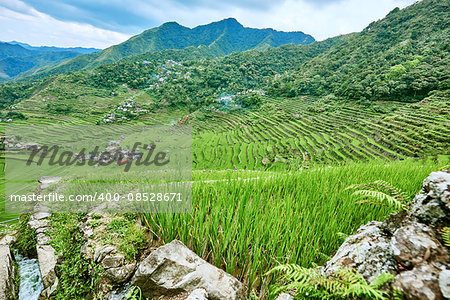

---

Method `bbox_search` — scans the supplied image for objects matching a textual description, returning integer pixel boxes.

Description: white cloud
[211,0,417,40]
[0,0,130,48]
[0,0,418,48]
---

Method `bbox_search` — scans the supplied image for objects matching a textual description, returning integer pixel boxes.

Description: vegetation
[27,18,314,79]
[10,214,37,257]
[142,159,445,296]
[49,214,103,300]
[443,227,450,248]
[346,180,410,212]
[269,0,449,101]
[104,216,145,261]
[267,264,393,299]
[0,0,448,298]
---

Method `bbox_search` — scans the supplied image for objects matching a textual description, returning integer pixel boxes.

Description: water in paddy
[14,252,44,300]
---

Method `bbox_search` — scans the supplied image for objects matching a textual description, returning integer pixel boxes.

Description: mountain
[269,0,449,101]
[0,42,34,59]
[0,42,100,81]
[28,18,314,78]
[0,51,81,78]
[7,41,100,54]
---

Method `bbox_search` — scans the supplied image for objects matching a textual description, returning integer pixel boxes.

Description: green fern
[346,180,410,212]
[336,232,349,241]
[267,264,393,299]
[442,227,450,247]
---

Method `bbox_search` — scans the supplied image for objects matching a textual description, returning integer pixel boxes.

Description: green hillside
[27,18,314,78]
[269,0,449,101]
[0,51,80,78]
[0,42,99,81]
[0,0,449,298]
[0,42,34,59]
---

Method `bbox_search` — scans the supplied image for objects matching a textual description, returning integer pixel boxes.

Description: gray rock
[37,245,58,289]
[0,235,15,246]
[94,246,115,263]
[393,264,442,300]
[33,204,51,213]
[80,222,94,238]
[103,263,136,284]
[0,245,17,300]
[30,211,51,220]
[275,293,294,300]
[102,254,125,269]
[324,171,450,299]
[41,277,58,298]
[27,218,49,230]
[410,171,450,226]
[324,221,397,283]
[36,232,51,245]
[439,269,450,299]
[390,222,447,267]
[132,240,246,299]
[187,288,208,300]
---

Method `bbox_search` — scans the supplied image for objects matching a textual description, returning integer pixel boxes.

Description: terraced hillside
[192,92,449,170]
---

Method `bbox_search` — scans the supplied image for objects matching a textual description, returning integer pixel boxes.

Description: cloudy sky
[0,0,418,49]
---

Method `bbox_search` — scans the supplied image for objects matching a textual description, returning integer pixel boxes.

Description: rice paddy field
[142,158,448,296]
[1,83,449,297]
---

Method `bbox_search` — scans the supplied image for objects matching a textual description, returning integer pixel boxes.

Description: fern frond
[347,180,410,212]
[370,272,395,289]
[392,288,404,300]
[442,227,450,247]
[268,264,390,300]
[336,232,348,241]
[352,190,407,210]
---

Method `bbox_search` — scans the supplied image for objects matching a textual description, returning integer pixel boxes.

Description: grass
[142,158,446,297]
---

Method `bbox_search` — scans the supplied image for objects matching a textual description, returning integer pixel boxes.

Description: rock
[33,204,51,213]
[30,211,51,220]
[132,240,246,299]
[187,288,208,300]
[0,235,15,246]
[41,277,59,298]
[38,176,62,189]
[324,171,450,299]
[37,245,58,289]
[410,171,450,226]
[36,232,51,245]
[439,269,450,299]
[391,222,447,267]
[393,264,442,300]
[80,222,94,238]
[94,246,115,263]
[324,221,397,283]
[0,245,17,300]
[275,293,294,300]
[102,254,125,269]
[103,263,136,284]
[28,218,49,230]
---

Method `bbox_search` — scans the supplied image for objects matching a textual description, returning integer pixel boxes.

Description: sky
[0,0,418,49]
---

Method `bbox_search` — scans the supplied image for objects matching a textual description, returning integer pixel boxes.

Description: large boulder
[324,171,450,299]
[131,240,246,299]
[0,245,17,300]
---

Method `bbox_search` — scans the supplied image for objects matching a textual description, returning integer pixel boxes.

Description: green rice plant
[346,180,410,212]
[267,264,393,300]
[142,159,443,297]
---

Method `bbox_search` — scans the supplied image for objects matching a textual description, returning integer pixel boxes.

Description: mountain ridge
[26,18,314,78]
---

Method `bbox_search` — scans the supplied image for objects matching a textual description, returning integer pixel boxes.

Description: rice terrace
[0,0,449,299]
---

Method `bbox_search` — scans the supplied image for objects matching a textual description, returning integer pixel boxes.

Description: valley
[0,0,449,299]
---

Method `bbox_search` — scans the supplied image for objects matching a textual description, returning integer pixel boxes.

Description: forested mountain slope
[28,18,314,78]
[268,0,449,101]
